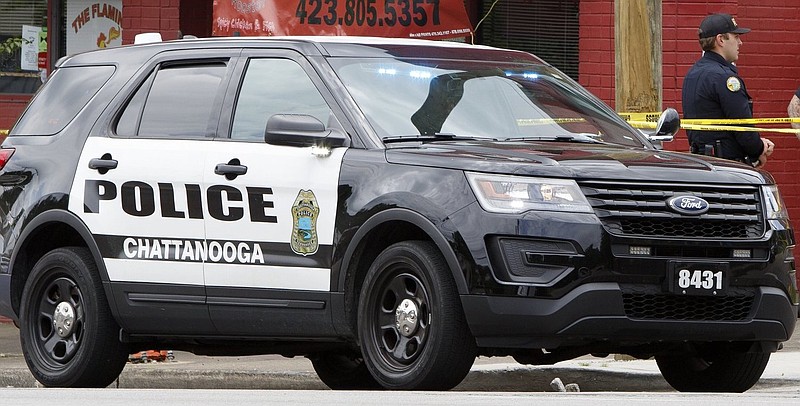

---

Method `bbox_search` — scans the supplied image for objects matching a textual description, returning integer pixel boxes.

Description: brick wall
[121,0,181,44]
[578,0,616,106]
[580,0,800,237]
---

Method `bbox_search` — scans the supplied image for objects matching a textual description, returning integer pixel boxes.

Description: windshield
[329,58,646,147]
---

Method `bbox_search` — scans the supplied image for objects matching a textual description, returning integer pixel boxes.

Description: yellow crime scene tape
[622,112,800,134]
[618,112,663,122]
[628,121,800,134]
[517,118,587,126]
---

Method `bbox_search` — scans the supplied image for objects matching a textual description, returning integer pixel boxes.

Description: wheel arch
[9,209,117,320]
[338,208,467,294]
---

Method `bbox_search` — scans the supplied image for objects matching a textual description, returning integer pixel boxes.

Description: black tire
[655,345,770,392]
[309,351,381,390]
[19,247,129,387]
[357,241,477,390]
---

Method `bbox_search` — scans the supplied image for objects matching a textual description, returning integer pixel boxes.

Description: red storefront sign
[212,0,472,40]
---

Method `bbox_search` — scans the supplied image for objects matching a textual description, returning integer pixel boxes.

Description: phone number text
[295,0,442,28]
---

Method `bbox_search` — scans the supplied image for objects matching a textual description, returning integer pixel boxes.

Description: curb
[0,365,670,391]
[0,361,795,391]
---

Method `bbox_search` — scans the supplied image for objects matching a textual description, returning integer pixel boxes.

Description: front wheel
[19,247,129,387]
[655,344,770,392]
[358,241,477,390]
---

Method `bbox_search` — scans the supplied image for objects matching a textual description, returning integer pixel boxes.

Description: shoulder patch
[726,76,742,92]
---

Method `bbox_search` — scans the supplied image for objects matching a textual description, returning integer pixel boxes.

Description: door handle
[215,159,247,180]
[88,153,118,174]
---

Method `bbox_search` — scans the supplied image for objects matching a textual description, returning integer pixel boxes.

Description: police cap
[698,13,750,38]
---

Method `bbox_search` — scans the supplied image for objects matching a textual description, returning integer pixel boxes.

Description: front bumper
[462,282,797,349]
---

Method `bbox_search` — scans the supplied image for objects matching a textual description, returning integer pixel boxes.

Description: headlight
[466,172,593,214]
[762,185,789,220]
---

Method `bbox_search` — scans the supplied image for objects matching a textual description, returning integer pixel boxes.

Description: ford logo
[667,195,709,215]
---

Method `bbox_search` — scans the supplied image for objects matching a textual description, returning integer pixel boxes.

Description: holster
[690,140,722,157]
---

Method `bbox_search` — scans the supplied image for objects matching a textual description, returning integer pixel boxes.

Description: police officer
[682,13,774,167]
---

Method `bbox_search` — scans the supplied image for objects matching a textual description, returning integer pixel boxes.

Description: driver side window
[230,58,332,141]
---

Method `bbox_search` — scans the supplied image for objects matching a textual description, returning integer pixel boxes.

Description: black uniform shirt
[682,51,763,162]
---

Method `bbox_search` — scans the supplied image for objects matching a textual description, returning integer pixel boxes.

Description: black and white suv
[0,36,795,392]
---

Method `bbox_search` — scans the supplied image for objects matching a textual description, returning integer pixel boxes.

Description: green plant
[1,37,32,54]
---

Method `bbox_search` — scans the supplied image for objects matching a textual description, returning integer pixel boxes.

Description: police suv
[0,36,795,392]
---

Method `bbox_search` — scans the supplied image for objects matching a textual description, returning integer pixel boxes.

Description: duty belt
[690,141,754,166]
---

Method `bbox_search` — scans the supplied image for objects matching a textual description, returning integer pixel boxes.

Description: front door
[204,52,347,336]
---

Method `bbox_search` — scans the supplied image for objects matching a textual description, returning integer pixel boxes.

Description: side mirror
[265,114,349,148]
[647,108,680,143]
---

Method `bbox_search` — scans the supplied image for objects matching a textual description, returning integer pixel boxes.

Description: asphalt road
[3,388,800,406]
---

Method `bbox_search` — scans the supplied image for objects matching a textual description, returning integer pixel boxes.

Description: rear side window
[116,62,228,138]
[11,66,114,136]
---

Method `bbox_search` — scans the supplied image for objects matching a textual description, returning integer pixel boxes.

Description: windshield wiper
[382,133,496,143]
[508,133,605,144]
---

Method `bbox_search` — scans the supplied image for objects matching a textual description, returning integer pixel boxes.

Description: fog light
[732,249,752,258]
[629,246,651,256]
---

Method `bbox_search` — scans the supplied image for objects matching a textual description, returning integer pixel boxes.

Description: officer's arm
[715,77,764,158]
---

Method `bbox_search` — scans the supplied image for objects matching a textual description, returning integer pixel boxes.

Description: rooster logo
[96,26,121,48]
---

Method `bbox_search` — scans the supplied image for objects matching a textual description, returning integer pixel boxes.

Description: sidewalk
[0,321,798,391]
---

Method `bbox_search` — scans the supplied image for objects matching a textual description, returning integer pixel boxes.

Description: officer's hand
[755,153,768,169]
[761,138,775,156]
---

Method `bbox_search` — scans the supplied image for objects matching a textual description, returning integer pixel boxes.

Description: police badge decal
[291,189,320,256]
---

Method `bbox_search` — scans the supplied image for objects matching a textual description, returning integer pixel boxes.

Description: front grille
[621,287,755,321]
[610,218,763,238]
[579,181,763,239]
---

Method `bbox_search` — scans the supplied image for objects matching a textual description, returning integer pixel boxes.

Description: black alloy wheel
[19,247,129,387]
[358,240,476,390]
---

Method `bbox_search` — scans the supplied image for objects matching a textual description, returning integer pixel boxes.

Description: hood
[384,141,772,185]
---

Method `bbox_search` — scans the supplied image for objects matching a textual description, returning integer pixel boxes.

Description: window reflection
[231,58,332,142]
[330,58,643,147]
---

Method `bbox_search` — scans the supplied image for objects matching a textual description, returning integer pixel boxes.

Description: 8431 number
[676,269,723,291]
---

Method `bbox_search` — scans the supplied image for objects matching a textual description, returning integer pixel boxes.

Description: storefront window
[0,0,48,94]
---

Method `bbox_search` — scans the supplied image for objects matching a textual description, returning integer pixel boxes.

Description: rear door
[69,50,239,334]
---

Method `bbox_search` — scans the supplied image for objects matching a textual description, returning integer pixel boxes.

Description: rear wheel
[655,344,770,392]
[309,351,381,390]
[358,241,477,390]
[19,247,129,387]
